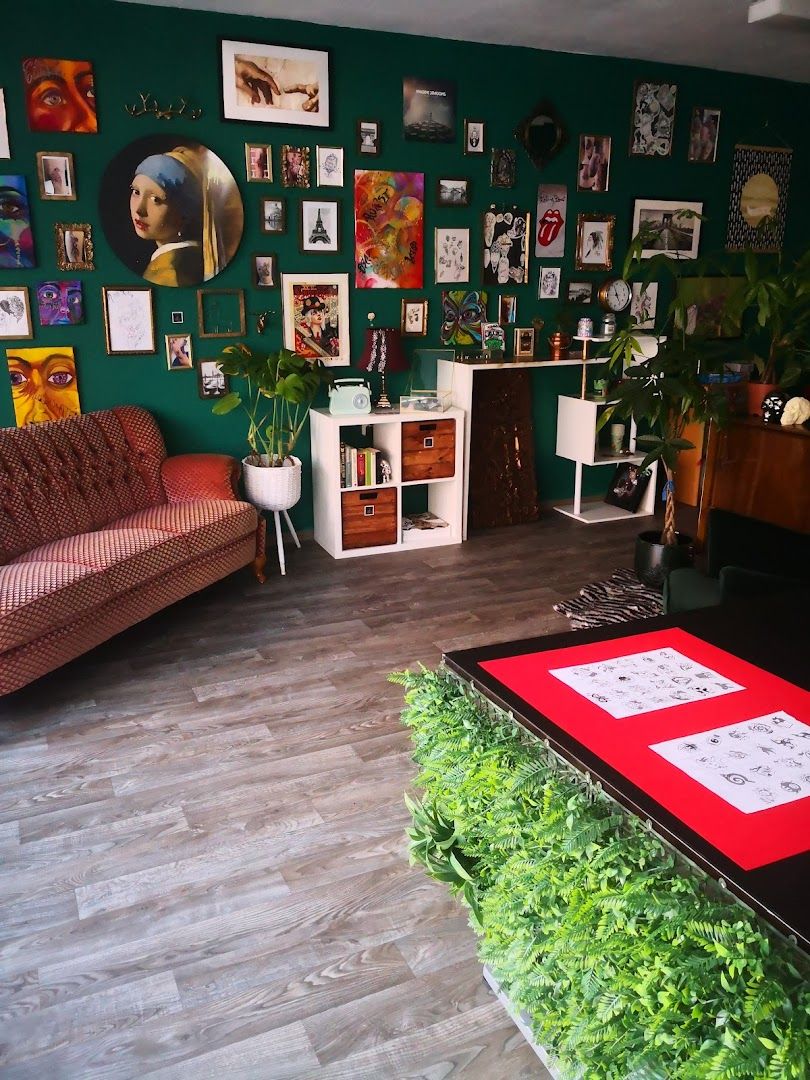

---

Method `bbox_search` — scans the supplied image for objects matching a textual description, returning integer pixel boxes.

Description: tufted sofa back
[0,406,168,564]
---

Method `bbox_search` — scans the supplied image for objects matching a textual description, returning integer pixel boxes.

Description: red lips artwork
[537,209,563,247]
[534,184,567,259]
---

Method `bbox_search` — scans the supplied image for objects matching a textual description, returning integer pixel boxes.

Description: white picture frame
[630,282,658,329]
[0,286,32,339]
[631,199,703,260]
[102,287,156,355]
[538,266,561,300]
[281,272,350,367]
[316,145,343,187]
[220,38,330,128]
[434,227,470,284]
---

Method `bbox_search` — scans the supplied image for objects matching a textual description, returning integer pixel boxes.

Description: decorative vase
[242,455,302,511]
[746,381,779,417]
[549,331,572,361]
[634,530,694,590]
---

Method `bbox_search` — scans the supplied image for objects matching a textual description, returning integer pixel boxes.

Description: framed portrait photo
[538,266,561,300]
[102,286,155,355]
[434,226,470,285]
[567,281,593,304]
[197,359,230,399]
[316,145,343,187]
[464,119,485,155]
[280,144,310,188]
[300,199,340,253]
[632,199,703,260]
[281,272,350,366]
[219,39,330,128]
[575,212,615,271]
[401,299,428,337]
[0,286,33,339]
[253,253,278,288]
[245,143,273,182]
[261,197,286,234]
[357,120,380,156]
[55,222,94,270]
[36,151,76,200]
[436,177,470,208]
[577,135,611,192]
[166,333,193,371]
[514,327,535,358]
[688,107,721,164]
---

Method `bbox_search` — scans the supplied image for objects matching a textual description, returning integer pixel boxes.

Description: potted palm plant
[212,344,331,512]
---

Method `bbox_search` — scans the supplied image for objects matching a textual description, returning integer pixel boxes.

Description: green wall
[4,0,809,528]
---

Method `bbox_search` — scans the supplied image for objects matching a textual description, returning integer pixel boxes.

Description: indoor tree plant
[212,343,331,512]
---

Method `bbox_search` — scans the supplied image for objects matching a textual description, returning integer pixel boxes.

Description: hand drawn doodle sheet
[548,647,744,719]
[650,712,810,814]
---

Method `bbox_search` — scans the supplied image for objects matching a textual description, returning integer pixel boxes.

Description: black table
[444,594,810,954]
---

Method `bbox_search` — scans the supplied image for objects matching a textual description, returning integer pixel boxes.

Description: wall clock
[597,278,632,312]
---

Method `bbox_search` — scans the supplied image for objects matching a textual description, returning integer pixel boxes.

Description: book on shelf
[339,444,391,488]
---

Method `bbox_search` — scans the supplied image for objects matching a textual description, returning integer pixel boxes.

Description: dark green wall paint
[4,1,809,527]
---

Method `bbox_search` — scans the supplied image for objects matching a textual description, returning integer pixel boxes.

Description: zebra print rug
[553,567,663,630]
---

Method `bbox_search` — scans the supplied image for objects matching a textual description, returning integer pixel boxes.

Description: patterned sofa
[0,406,264,696]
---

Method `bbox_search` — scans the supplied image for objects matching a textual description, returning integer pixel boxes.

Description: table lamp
[356,326,409,410]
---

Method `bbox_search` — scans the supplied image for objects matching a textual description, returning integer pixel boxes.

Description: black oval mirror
[515,101,567,169]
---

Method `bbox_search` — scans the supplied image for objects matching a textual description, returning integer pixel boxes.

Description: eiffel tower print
[309,209,331,245]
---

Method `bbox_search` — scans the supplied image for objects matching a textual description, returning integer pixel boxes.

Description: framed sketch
[261,197,286,234]
[197,289,246,338]
[219,39,329,127]
[36,151,75,200]
[498,295,517,324]
[688,108,721,164]
[281,272,350,366]
[538,267,561,300]
[575,212,615,271]
[725,145,792,253]
[316,145,343,186]
[0,90,10,158]
[632,199,703,259]
[165,333,193,370]
[434,227,470,284]
[280,144,310,188]
[357,120,380,156]
[55,222,94,270]
[490,149,516,188]
[514,327,535,358]
[401,299,428,337]
[102,286,155,354]
[197,359,230,399]
[436,177,470,207]
[577,135,610,192]
[245,143,273,181]
[483,206,530,285]
[300,199,340,253]
[629,81,677,157]
[630,282,658,329]
[253,253,278,288]
[567,281,593,304]
[0,286,32,339]
[464,119,485,155]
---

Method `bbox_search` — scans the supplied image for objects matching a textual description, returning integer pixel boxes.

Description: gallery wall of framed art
[1,0,808,527]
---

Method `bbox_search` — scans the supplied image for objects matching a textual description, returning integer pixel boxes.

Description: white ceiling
[126,0,810,83]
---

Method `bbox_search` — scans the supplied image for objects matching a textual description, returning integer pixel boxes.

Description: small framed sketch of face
[245,143,272,182]
[55,222,94,270]
[498,294,517,324]
[165,332,193,370]
[280,144,310,188]
[401,299,428,337]
[197,359,229,399]
[436,177,470,207]
[357,120,380,156]
[538,266,561,300]
[300,199,340,254]
[575,213,615,272]
[316,146,344,187]
[0,286,33,339]
[567,281,593,304]
[514,327,535,358]
[36,152,75,200]
[261,198,286,234]
[464,119,485,155]
[253,254,277,288]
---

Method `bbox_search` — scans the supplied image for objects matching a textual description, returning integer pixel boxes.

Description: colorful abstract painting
[440,290,487,346]
[7,345,80,427]
[354,170,424,289]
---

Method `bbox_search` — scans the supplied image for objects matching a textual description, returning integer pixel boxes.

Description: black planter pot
[634,531,694,590]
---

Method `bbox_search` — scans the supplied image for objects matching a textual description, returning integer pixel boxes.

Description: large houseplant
[212,343,330,511]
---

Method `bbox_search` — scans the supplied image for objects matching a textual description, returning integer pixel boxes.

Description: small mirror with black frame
[515,100,567,169]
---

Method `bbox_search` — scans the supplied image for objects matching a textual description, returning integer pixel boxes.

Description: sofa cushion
[104,500,258,558]
[0,561,112,653]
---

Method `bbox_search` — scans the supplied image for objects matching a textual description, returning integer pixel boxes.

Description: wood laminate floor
[0,513,656,1078]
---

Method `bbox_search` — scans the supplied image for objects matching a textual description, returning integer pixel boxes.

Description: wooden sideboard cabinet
[698,417,810,543]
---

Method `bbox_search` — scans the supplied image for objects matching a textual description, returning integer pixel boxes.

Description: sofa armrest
[718,565,809,601]
[161,453,241,502]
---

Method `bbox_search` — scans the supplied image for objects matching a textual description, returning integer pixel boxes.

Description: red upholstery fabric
[0,561,112,653]
[161,453,241,502]
[105,500,257,558]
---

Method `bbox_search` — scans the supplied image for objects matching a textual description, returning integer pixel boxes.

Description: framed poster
[403,77,455,142]
[434,227,469,284]
[482,206,530,286]
[629,81,677,157]
[102,286,155,354]
[219,39,329,127]
[725,144,792,253]
[631,199,703,260]
[354,170,424,289]
[535,184,566,259]
[577,135,611,192]
[281,272,350,366]
[688,107,721,164]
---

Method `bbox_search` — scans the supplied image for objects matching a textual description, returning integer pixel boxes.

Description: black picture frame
[436,177,471,208]
[299,199,341,254]
[357,119,380,156]
[604,463,650,512]
[253,253,278,288]
[261,197,286,234]
[197,359,231,399]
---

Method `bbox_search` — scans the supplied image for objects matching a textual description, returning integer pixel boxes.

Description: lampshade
[356,327,409,374]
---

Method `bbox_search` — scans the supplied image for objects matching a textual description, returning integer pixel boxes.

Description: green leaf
[211,392,241,415]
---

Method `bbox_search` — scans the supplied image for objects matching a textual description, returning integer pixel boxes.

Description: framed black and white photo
[245,143,273,182]
[538,266,561,300]
[631,199,703,259]
[436,177,470,207]
[490,148,516,188]
[357,120,380,156]
[630,282,658,329]
[567,281,593,304]
[464,119,485,155]
[575,212,615,271]
[165,332,193,370]
[629,81,677,157]
[102,286,155,355]
[261,197,286,234]
[300,199,340,253]
[220,39,330,128]
[725,144,792,253]
[36,151,75,200]
[434,227,470,284]
[483,206,530,285]
[577,135,611,192]
[514,327,535,358]
[0,286,32,339]
[197,359,230,399]
[400,299,428,337]
[316,145,343,187]
[688,107,721,164]
[253,253,278,288]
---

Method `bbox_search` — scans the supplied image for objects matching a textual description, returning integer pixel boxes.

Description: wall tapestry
[725,144,792,253]
[440,289,487,346]
[534,184,566,259]
[629,81,677,157]
[0,176,34,268]
[99,135,244,287]
[354,170,424,289]
[483,205,530,286]
[22,58,97,133]
[7,345,80,427]
[403,77,455,142]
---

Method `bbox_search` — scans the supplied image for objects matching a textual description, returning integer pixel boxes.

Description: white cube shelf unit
[554,394,658,524]
[310,406,465,559]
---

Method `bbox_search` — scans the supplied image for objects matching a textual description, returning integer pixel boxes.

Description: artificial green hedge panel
[392,665,809,1080]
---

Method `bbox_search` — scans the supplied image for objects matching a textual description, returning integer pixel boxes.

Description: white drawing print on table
[650,712,810,814]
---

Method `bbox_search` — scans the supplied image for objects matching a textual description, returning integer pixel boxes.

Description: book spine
[339,441,346,488]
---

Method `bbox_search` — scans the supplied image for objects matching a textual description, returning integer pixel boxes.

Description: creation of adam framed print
[632,199,703,260]
[36,151,75,200]
[401,299,428,337]
[575,212,615,271]
[102,286,155,354]
[300,199,340,253]
[245,143,272,182]
[281,272,350,366]
[0,287,32,339]
[220,39,330,128]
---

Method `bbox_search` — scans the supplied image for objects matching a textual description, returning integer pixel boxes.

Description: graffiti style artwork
[354,170,424,289]
[440,289,487,346]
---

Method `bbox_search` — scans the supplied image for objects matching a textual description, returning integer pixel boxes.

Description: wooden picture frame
[513,327,535,358]
[54,222,94,270]
[245,143,273,182]
[261,197,286,234]
[575,212,615,272]
[102,286,156,355]
[0,286,33,339]
[280,144,310,188]
[165,332,193,370]
[498,295,517,324]
[196,289,246,338]
[281,272,350,367]
[401,299,428,337]
[219,38,330,127]
[36,151,76,200]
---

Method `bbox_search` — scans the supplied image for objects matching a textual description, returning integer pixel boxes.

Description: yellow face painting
[6,346,81,427]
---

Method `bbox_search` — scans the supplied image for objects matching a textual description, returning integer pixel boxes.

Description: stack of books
[340,443,391,488]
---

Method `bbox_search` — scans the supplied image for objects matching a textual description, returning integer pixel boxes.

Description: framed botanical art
[498,295,517,324]
[630,281,658,329]
[632,199,703,259]
[629,81,677,157]
[725,144,792,253]
[300,199,340,253]
[401,299,428,337]
[357,120,380,156]
[261,197,286,234]
[281,272,350,366]
[197,359,230,399]
[464,119,485,155]
[7,346,81,426]
[22,58,97,133]
[514,327,535,358]
[37,280,83,326]
[316,146,343,187]
[483,206,530,286]
[577,135,611,192]
[55,222,94,270]
[102,286,155,354]
[575,212,615,271]
[36,152,75,200]
[245,143,273,181]
[688,108,721,163]
[490,149,516,188]
[434,227,470,284]
[0,286,32,339]
[436,177,470,207]
[538,267,561,300]
[197,288,246,338]
[253,253,278,288]
[0,176,35,268]
[219,39,330,128]
[567,281,593,304]
[166,332,193,370]
[280,144,310,188]
[403,77,455,142]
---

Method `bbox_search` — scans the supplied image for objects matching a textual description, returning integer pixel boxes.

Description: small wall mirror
[515,101,567,168]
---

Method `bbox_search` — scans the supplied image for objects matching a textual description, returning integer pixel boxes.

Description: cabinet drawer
[341,488,397,550]
[401,419,455,481]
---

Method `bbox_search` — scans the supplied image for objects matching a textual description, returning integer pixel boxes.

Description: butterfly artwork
[440,289,487,346]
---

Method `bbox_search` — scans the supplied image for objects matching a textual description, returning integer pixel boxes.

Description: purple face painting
[37,280,83,325]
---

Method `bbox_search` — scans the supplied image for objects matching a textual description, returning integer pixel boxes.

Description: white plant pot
[242,455,302,512]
